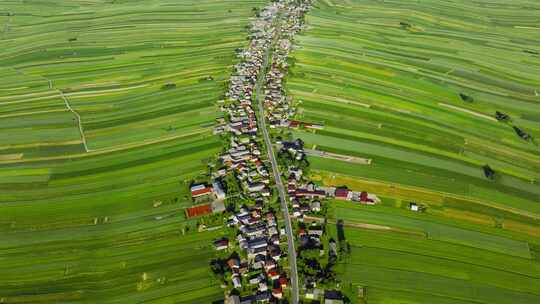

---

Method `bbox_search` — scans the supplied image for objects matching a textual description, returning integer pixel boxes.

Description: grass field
[0,0,264,302]
[288,0,540,302]
[324,214,540,303]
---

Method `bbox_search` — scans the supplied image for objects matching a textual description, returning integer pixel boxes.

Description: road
[254,24,300,304]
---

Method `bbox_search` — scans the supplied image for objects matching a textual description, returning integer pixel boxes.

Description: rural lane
[255,26,300,304]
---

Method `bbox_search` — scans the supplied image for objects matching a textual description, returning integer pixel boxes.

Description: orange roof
[186,204,212,218]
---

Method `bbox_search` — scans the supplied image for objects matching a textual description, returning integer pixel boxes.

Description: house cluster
[279,139,380,218]
[264,1,312,129]
[219,139,271,198]
[290,180,381,218]
[221,205,290,302]
[213,1,283,202]
[212,1,312,303]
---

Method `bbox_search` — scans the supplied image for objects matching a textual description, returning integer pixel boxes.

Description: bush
[459,93,474,102]
[161,83,176,90]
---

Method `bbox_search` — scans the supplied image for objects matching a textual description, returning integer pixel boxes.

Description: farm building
[212,180,226,200]
[190,183,213,198]
[334,187,352,200]
[213,238,229,251]
[185,204,212,218]
[295,189,326,199]
[324,290,344,304]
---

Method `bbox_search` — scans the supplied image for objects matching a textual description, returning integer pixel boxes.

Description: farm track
[58,90,90,153]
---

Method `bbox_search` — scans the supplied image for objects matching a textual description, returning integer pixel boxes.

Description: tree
[483,165,495,180]
[513,126,532,141]
[399,21,412,30]
[495,111,510,122]
[161,83,176,90]
[459,93,474,103]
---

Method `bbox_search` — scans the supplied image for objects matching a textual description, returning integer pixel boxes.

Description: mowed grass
[0,0,265,302]
[289,0,540,302]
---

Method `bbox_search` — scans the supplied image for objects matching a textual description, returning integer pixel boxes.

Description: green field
[0,0,264,302]
[326,201,540,303]
[288,0,540,302]
[287,0,540,209]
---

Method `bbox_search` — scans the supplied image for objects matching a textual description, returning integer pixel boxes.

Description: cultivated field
[0,0,264,302]
[288,0,540,302]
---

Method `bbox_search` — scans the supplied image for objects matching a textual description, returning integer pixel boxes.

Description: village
[183,1,380,303]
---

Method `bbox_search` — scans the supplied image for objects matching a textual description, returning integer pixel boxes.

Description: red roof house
[335,187,352,200]
[272,288,283,299]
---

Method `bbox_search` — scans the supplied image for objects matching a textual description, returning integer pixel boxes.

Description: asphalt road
[255,26,300,304]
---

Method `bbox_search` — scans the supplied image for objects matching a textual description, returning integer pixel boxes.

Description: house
[247,182,265,193]
[289,120,300,128]
[261,188,271,197]
[268,226,278,237]
[225,295,241,304]
[266,212,276,224]
[306,288,323,300]
[295,189,326,199]
[358,191,375,204]
[329,239,337,257]
[300,203,311,213]
[255,291,271,302]
[288,167,303,180]
[228,258,240,270]
[264,259,276,271]
[247,237,268,249]
[269,246,282,260]
[268,270,280,280]
[305,123,324,130]
[308,225,324,236]
[324,290,344,304]
[248,246,267,259]
[232,274,242,288]
[279,276,288,288]
[212,180,226,200]
[311,200,321,212]
[334,187,352,200]
[410,202,419,212]
[272,287,283,299]
[249,273,264,285]
[270,234,280,245]
[190,183,213,198]
[213,238,229,250]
